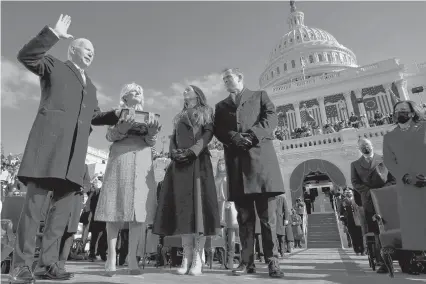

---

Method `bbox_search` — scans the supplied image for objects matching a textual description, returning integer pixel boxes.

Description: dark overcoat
[153,113,220,236]
[16,26,118,188]
[383,121,426,250]
[350,154,395,213]
[276,194,294,241]
[214,88,285,201]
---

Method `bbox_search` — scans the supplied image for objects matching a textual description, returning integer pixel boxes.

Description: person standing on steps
[214,68,285,278]
[10,14,121,283]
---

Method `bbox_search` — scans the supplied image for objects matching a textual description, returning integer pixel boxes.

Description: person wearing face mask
[351,137,396,273]
[383,100,426,254]
[339,190,364,255]
[153,85,220,276]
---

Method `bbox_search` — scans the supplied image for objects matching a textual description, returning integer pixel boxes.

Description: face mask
[397,112,411,124]
[360,146,372,155]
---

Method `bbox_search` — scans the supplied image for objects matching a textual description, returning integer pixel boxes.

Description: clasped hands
[170,148,196,164]
[402,174,426,188]
[231,131,257,151]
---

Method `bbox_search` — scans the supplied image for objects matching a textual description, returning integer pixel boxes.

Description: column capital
[395,79,407,88]
[353,88,362,98]
[383,82,393,90]
[342,91,352,98]
[317,96,325,103]
[292,101,300,109]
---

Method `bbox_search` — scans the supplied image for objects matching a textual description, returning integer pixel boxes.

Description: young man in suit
[214,68,285,278]
[351,137,396,273]
[10,15,121,283]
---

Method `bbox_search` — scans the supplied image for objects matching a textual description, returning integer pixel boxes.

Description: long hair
[173,85,214,128]
[392,100,425,123]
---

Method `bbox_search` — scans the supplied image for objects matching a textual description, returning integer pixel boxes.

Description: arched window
[276,67,280,75]
[284,63,287,71]
[327,53,332,62]
[291,60,296,68]
[271,71,274,78]
[309,55,314,64]
[318,53,323,62]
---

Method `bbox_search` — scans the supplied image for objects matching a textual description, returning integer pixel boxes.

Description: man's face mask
[396,111,412,124]
[360,144,373,155]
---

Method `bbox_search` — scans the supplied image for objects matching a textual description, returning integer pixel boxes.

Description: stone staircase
[307,213,342,248]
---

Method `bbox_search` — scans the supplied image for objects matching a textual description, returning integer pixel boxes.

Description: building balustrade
[271,58,400,95]
[275,124,395,152]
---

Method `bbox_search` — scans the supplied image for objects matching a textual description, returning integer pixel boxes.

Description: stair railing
[302,203,308,247]
[332,195,345,249]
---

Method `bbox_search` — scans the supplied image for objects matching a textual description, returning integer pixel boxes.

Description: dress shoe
[9,266,35,284]
[376,264,388,274]
[268,258,284,278]
[231,263,256,276]
[35,263,73,280]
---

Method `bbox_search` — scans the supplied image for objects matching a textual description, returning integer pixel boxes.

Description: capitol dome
[259,1,358,89]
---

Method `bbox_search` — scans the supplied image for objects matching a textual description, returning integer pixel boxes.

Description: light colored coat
[383,121,426,250]
[95,126,157,223]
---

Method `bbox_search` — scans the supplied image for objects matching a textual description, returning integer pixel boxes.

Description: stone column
[343,91,355,116]
[293,102,302,128]
[395,79,410,101]
[383,83,395,113]
[317,96,328,125]
[354,88,370,127]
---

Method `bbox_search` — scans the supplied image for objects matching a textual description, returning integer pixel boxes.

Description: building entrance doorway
[302,171,335,214]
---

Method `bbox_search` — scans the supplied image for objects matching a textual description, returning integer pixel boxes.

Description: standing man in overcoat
[10,15,120,283]
[214,68,285,278]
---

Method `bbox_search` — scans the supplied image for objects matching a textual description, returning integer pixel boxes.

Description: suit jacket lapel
[369,154,381,170]
[359,156,371,170]
[238,88,253,107]
[223,95,237,108]
[65,61,85,86]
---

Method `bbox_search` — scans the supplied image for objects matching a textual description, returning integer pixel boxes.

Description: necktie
[231,92,241,106]
[79,69,86,85]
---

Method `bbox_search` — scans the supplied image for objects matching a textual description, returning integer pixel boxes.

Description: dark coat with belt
[153,112,220,236]
[213,88,284,201]
[276,194,293,241]
[16,26,118,188]
[350,153,395,213]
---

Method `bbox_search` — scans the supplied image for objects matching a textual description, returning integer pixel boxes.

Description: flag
[300,108,315,124]
[363,97,378,111]
[325,104,338,123]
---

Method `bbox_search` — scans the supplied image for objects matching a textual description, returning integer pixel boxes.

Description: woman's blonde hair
[119,82,144,110]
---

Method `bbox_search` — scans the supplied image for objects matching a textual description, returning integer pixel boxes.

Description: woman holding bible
[94,82,161,276]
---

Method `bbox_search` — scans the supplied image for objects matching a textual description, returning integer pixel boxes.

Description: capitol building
[86,2,425,206]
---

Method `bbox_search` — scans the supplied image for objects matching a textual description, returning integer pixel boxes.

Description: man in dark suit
[351,137,395,274]
[10,15,120,283]
[214,68,285,278]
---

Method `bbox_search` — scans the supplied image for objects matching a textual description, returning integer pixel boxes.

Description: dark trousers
[347,225,364,254]
[277,235,286,254]
[89,228,107,257]
[234,195,279,267]
[118,229,129,265]
[13,179,78,268]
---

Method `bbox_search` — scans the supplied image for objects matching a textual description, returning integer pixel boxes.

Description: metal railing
[332,195,346,249]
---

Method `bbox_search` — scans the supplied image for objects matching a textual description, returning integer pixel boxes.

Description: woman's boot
[177,235,193,275]
[189,235,206,276]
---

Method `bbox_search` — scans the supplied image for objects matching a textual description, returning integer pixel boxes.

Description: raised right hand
[116,116,135,134]
[53,14,74,39]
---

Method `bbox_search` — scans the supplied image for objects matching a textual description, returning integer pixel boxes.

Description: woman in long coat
[290,209,303,248]
[383,100,426,251]
[339,190,364,255]
[153,85,220,276]
[95,83,161,275]
[276,194,294,255]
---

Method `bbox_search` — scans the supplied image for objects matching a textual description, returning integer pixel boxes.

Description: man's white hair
[357,137,372,147]
[119,82,144,110]
[67,38,92,61]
